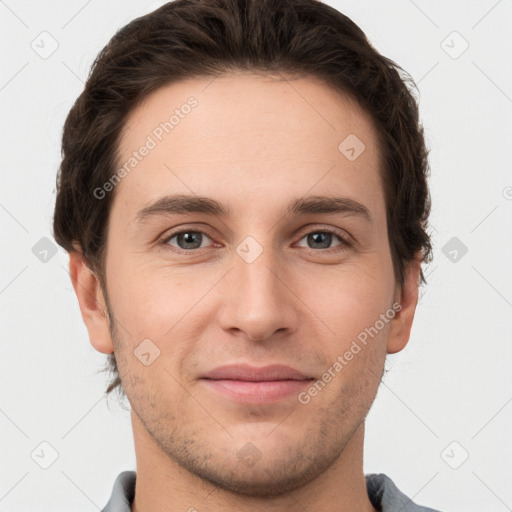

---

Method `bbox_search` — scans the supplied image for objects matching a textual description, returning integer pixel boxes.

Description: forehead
[113,72,383,219]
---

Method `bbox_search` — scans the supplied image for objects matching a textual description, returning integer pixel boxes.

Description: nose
[216,240,299,343]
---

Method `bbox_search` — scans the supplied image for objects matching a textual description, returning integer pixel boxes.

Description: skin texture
[69,71,421,512]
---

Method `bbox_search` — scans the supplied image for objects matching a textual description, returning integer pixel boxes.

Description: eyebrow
[135,194,373,225]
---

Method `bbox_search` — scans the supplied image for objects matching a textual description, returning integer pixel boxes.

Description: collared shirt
[101,471,443,511]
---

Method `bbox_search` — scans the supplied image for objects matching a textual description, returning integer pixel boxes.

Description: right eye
[161,229,216,251]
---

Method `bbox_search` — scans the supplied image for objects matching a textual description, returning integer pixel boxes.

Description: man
[53,0,441,510]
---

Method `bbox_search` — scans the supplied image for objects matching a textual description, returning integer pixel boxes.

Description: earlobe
[68,249,114,354]
[386,255,422,354]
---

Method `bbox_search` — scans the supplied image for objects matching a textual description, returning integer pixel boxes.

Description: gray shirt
[101,471,444,511]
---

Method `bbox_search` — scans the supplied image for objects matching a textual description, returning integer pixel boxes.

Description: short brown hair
[53,0,433,400]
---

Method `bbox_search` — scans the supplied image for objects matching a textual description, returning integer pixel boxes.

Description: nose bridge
[237,236,280,299]
[218,233,297,341]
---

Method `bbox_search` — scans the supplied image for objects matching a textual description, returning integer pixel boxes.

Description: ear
[68,248,114,354]
[387,254,422,354]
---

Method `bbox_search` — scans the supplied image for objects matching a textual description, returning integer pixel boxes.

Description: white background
[1,1,511,511]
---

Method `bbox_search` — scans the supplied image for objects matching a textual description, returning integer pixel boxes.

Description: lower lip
[201,379,312,403]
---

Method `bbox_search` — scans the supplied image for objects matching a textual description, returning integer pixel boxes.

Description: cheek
[299,261,393,331]
[293,263,395,379]
[106,258,217,348]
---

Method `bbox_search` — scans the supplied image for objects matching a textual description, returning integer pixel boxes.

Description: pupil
[309,232,331,249]
[179,232,201,249]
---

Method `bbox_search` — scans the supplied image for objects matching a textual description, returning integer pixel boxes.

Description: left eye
[296,230,346,250]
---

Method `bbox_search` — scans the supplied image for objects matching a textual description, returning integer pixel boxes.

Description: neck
[130,412,376,512]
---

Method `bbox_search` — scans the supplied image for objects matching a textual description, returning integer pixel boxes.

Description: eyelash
[160,226,352,254]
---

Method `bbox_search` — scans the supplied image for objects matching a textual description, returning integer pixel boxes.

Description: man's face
[94,72,413,496]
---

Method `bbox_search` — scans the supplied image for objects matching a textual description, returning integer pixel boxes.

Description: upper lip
[201,364,312,381]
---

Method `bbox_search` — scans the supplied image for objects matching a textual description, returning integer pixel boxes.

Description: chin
[195,466,319,498]
[172,446,334,498]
